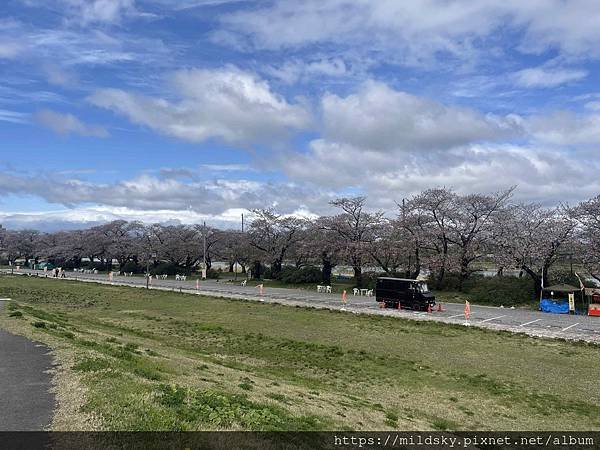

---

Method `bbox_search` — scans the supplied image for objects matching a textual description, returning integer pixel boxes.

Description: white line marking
[448,314,464,319]
[519,319,542,327]
[561,323,579,332]
[0,298,12,300]
[480,315,505,323]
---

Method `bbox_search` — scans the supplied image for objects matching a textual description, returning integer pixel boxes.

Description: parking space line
[480,315,505,323]
[561,323,579,332]
[519,319,542,327]
[447,314,464,319]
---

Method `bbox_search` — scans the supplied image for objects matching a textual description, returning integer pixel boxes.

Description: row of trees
[2,187,600,295]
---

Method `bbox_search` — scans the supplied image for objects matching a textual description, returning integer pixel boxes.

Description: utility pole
[203,221,207,279]
[203,221,207,269]
[146,255,150,289]
[570,253,573,276]
[401,198,405,220]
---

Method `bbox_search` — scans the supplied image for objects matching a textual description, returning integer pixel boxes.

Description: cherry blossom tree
[572,195,600,282]
[148,224,201,274]
[322,197,383,287]
[247,209,308,278]
[493,203,575,298]
[305,217,344,284]
[445,189,514,289]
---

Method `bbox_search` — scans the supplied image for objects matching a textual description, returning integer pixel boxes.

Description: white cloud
[513,66,587,88]
[34,109,109,137]
[584,101,600,111]
[526,111,600,146]
[0,109,29,124]
[42,63,79,88]
[0,172,333,217]
[218,0,600,64]
[282,140,600,209]
[218,0,492,65]
[0,41,22,58]
[272,80,600,208]
[200,164,254,172]
[0,19,173,70]
[512,0,600,57]
[0,206,248,231]
[88,66,312,144]
[320,81,521,152]
[266,57,349,84]
[62,0,137,25]
[148,0,249,9]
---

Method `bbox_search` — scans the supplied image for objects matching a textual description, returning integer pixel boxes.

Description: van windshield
[418,282,429,293]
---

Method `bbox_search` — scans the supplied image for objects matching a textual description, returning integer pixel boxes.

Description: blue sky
[2,0,600,230]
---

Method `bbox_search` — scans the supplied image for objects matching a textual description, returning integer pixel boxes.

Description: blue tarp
[540,298,569,314]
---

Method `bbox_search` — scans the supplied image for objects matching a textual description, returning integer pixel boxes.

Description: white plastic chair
[353,288,359,296]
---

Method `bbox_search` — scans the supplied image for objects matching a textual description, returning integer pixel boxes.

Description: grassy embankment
[1,275,599,431]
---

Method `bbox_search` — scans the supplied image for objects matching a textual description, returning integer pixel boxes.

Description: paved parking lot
[5,269,600,343]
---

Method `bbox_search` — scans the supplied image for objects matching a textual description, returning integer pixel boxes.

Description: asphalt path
[0,300,55,431]
[5,269,600,343]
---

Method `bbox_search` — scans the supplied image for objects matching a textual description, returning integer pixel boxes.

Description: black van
[375,277,435,310]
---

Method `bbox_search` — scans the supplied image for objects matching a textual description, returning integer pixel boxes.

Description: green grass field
[1,275,599,431]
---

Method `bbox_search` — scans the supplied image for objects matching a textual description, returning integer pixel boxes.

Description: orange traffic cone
[397,302,401,310]
[437,303,444,312]
[427,304,432,314]
[342,290,347,304]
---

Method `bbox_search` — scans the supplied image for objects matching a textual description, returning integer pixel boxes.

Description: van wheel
[412,301,421,311]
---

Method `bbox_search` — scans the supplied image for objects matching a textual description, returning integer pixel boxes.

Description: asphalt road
[0,300,55,431]
[5,269,600,343]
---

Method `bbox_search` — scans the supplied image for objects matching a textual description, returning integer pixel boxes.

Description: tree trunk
[252,261,262,279]
[321,257,332,285]
[522,265,542,300]
[437,241,449,284]
[542,263,550,288]
[271,259,282,278]
[437,265,446,284]
[229,261,234,273]
[353,266,363,288]
[411,247,421,279]
[458,253,470,291]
